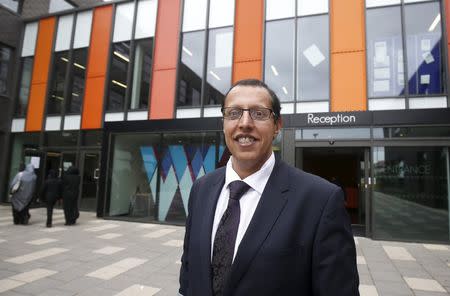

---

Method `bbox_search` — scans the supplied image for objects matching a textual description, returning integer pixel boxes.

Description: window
[66,49,87,114]
[106,0,157,112]
[366,6,404,97]
[366,1,445,100]
[297,15,329,101]
[264,19,295,102]
[404,2,444,96]
[264,11,329,103]
[177,0,234,109]
[48,0,75,13]
[0,0,19,13]
[0,45,12,96]
[15,57,33,116]
[48,51,69,115]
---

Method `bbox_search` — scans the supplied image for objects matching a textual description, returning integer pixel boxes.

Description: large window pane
[66,48,87,114]
[205,27,233,105]
[130,38,153,110]
[297,15,329,101]
[366,6,404,97]
[373,146,449,242]
[107,42,131,111]
[0,45,12,96]
[0,0,19,12]
[265,19,295,102]
[177,31,206,107]
[15,57,33,116]
[21,22,38,57]
[404,2,444,95]
[47,51,69,115]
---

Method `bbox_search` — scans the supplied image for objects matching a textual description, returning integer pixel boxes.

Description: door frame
[78,149,101,212]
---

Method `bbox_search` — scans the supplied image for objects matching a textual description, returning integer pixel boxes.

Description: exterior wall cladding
[2,0,450,243]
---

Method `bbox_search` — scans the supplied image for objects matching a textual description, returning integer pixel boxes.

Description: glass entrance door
[79,151,100,211]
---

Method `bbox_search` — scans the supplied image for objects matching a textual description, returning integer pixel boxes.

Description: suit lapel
[198,168,225,295]
[225,161,290,295]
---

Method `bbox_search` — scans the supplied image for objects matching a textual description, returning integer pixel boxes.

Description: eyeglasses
[221,107,275,121]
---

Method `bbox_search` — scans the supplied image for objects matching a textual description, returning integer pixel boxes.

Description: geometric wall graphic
[140,144,226,221]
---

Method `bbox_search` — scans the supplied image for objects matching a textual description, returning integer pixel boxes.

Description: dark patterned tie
[211,180,250,296]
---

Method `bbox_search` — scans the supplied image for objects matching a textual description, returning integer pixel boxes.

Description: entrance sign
[307,113,356,126]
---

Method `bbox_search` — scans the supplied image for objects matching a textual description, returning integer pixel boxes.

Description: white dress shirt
[210,153,275,262]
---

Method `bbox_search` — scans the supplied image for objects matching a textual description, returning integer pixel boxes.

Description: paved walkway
[0,205,449,296]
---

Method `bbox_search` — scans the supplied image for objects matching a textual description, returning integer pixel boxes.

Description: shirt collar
[224,153,276,195]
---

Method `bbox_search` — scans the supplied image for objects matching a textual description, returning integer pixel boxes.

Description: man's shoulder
[193,166,226,187]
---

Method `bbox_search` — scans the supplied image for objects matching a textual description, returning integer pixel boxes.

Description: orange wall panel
[232,0,263,82]
[25,17,56,132]
[331,0,365,52]
[149,70,177,119]
[149,0,181,119]
[331,52,367,112]
[81,5,113,130]
[330,0,367,112]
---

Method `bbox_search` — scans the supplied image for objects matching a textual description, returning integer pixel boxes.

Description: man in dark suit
[179,79,359,296]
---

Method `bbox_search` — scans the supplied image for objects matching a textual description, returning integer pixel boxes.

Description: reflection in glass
[404,2,444,95]
[0,46,11,96]
[205,27,233,105]
[372,146,449,242]
[15,58,33,116]
[177,31,206,107]
[373,126,450,139]
[297,15,329,101]
[366,6,404,97]
[48,51,69,115]
[107,42,131,111]
[129,38,153,110]
[298,128,371,140]
[264,19,295,102]
[66,48,87,114]
[45,131,78,147]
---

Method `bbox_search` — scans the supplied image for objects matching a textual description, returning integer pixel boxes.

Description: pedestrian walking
[62,166,80,225]
[10,163,37,225]
[40,169,62,227]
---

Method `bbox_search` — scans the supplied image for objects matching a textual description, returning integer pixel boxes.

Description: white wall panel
[182,0,208,32]
[409,97,447,109]
[135,0,158,39]
[176,108,201,118]
[45,116,62,131]
[74,11,93,49]
[266,0,295,20]
[369,98,405,110]
[63,115,81,130]
[280,103,294,114]
[21,22,38,57]
[11,119,25,133]
[55,14,74,52]
[127,111,148,121]
[105,112,125,122]
[113,2,135,43]
[297,0,328,16]
[203,107,221,117]
[296,101,329,113]
[366,0,400,8]
[209,0,235,28]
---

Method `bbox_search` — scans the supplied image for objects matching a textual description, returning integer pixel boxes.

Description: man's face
[223,85,282,171]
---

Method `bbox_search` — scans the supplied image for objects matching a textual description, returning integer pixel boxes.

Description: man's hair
[222,79,281,122]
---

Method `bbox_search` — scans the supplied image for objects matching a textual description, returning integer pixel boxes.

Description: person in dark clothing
[41,170,62,227]
[62,166,81,225]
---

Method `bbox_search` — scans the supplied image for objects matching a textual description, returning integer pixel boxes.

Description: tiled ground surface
[0,205,449,296]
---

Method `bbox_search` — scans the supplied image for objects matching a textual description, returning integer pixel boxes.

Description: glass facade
[366,1,445,99]
[264,11,329,104]
[107,132,227,223]
[66,48,87,114]
[0,45,12,96]
[373,146,449,241]
[15,57,33,116]
[107,42,131,111]
[47,51,69,115]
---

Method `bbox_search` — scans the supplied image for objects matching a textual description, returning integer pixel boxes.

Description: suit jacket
[179,160,359,296]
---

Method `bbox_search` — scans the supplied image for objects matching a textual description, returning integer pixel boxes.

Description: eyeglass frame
[221,107,277,121]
